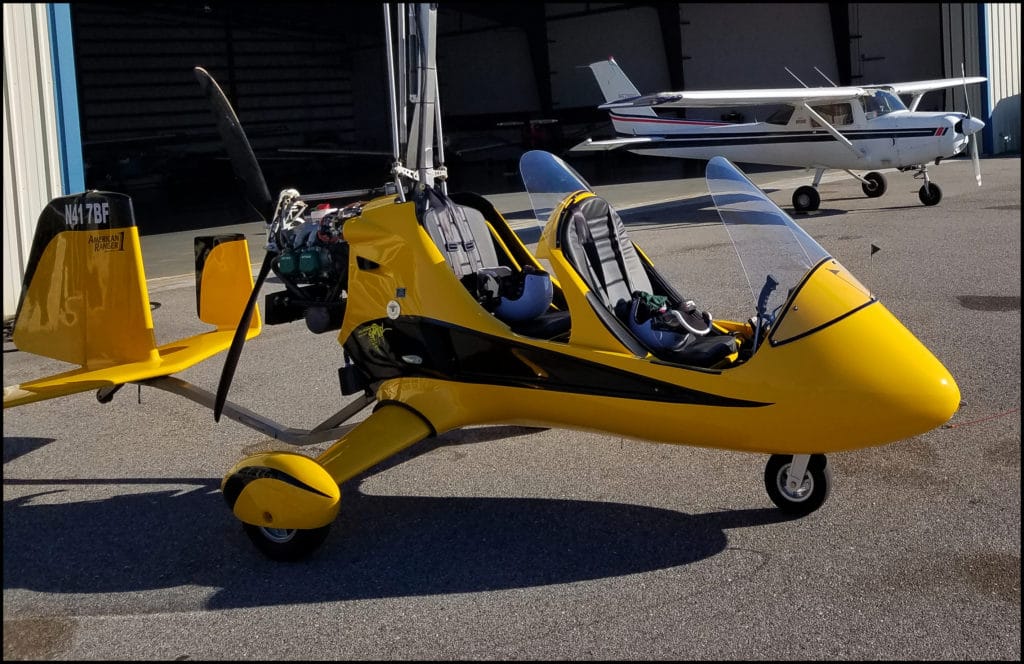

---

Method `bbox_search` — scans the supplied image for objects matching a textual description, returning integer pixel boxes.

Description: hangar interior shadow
[3,427,792,609]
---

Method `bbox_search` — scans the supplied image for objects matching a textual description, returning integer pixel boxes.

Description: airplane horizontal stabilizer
[570,136,657,152]
[4,192,260,409]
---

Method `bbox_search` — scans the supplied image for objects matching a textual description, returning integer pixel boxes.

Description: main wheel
[764,454,831,516]
[792,186,820,212]
[861,172,887,198]
[918,183,942,206]
[243,523,332,561]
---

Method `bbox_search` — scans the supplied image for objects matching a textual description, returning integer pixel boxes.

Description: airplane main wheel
[243,523,332,561]
[918,183,943,206]
[764,454,831,516]
[861,172,887,198]
[792,186,820,212]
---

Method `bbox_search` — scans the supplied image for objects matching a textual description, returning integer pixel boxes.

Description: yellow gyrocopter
[3,4,959,560]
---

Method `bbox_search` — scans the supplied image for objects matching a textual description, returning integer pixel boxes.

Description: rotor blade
[193,67,275,221]
[213,251,275,422]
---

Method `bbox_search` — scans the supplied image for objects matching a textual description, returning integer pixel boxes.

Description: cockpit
[861,90,907,119]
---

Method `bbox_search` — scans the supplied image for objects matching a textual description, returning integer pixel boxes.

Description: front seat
[560,195,737,367]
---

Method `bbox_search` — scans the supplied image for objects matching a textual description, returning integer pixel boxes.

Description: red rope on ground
[942,407,1021,429]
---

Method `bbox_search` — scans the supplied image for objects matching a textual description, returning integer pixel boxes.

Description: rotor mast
[384,3,446,200]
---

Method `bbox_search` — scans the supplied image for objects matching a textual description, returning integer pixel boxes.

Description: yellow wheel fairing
[222,452,340,529]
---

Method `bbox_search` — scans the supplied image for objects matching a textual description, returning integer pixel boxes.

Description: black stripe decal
[345,317,771,408]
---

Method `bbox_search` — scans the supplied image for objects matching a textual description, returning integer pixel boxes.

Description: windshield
[862,90,907,119]
[519,150,592,226]
[705,156,830,322]
[519,150,833,327]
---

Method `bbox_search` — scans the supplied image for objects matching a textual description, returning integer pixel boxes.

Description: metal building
[3,2,1021,320]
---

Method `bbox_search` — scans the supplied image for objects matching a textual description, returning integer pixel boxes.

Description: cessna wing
[866,76,987,111]
[599,86,868,110]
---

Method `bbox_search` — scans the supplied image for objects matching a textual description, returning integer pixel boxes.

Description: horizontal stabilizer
[571,136,657,152]
[4,192,260,409]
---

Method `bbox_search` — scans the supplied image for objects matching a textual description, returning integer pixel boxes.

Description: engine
[263,191,361,333]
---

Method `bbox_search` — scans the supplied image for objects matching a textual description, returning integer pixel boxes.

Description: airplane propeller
[193,66,277,422]
[961,63,983,187]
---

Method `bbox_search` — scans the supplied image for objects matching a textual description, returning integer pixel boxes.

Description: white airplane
[573,57,986,211]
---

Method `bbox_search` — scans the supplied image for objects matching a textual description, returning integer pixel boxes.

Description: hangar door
[71,2,384,235]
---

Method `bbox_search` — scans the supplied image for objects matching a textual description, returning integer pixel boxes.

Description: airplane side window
[810,103,852,127]
[766,106,794,125]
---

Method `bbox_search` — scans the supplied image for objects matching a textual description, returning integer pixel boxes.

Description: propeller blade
[193,66,275,221]
[213,251,275,422]
[970,132,982,186]
[959,63,982,187]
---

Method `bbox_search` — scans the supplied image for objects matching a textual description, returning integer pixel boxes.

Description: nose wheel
[918,183,943,206]
[764,453,831,516]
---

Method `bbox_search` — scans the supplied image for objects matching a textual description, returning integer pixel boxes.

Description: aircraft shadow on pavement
[3,437,57,464]
[3,428,792,609]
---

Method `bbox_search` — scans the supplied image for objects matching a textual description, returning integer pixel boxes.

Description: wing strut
[801,103,864,160]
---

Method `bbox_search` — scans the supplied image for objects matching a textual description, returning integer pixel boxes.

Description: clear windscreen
[705,156,830,323]
[519,150,593,227]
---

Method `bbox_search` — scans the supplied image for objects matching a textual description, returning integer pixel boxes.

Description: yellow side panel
[13,227,158,368]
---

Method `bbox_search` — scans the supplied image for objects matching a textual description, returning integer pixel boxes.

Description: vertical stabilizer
[13,191,159,369]
[587,58,658,119]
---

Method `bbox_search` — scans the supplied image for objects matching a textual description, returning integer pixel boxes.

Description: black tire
[918,183,942,206]
[861,172,887,198]
[792,186,820,212]
[243,523,332,561]
[764,454,831,517]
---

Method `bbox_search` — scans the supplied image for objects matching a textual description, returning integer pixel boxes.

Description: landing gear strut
[914,165,943,206]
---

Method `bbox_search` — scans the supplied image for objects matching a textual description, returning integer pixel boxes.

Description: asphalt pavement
[3,154,1020,660]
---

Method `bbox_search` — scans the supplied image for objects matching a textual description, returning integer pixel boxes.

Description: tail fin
[587,58,658,119]
[13,191,159,368]
[5,191,259,408]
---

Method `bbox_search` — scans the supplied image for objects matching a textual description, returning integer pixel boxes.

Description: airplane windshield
[862,90,907,119]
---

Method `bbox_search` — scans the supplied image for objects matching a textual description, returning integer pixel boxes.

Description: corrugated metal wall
[3,3,64,320]
[985,2,1021,154]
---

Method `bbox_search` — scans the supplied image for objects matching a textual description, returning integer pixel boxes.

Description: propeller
[193,66,277,421]
[960,63,983,187]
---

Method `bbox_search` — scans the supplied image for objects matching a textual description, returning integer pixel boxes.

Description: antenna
[814,66,838,87]
[785,67,809,88]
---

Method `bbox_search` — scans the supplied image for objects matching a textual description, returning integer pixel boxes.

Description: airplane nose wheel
[918,183,943,206]
[764,453,831,516]
[243,523,332,561]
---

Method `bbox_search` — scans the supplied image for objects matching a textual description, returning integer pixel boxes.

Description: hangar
[3,2,1021,319]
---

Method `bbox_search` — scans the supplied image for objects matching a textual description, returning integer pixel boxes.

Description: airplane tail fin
[13,191,160,368]
[5,191,259,408]
[587,58,658,119]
